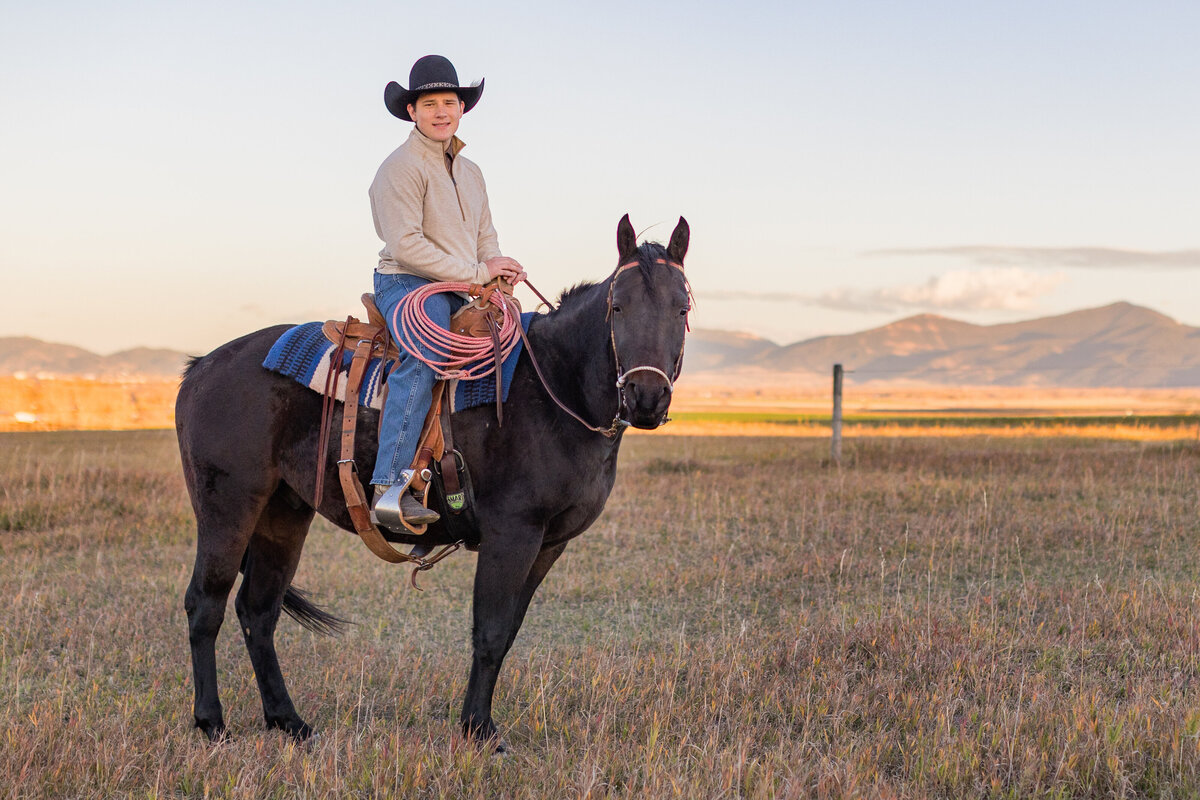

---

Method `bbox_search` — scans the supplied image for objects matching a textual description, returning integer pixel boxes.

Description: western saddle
[315,282,518,571]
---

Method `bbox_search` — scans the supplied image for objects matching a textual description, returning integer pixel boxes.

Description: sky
[2,0,1198,354]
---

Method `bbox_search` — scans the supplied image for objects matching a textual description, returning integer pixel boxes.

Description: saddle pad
[261,313,534,413]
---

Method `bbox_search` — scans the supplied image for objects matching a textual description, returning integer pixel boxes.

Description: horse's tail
[236,548,350,636]
[282,585,350,636]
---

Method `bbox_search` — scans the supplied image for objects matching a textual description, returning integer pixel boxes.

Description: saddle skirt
[261,314,533,412]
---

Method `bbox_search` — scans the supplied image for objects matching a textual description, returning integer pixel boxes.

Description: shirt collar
[409,127,466,159]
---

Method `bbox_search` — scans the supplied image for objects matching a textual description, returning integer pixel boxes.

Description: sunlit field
[662,383,1200,442]
[3,429,1200,797]
[5,378,1200,438]
[0,377,178,432]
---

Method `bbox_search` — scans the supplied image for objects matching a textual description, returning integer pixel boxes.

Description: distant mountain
[0,337,189,379]
[683,303,1200,388]
[5,302,1199,387]
[682,329,780,371]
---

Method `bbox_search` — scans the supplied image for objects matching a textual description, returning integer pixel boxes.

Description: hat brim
[384,79,484,121]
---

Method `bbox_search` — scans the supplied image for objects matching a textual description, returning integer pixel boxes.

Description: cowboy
[369,55,525,528]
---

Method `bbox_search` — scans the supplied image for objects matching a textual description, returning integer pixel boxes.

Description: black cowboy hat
[384,55,485,122]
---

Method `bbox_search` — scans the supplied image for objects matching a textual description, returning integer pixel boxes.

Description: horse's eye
[680,307,690,316]
[612,305,622,314]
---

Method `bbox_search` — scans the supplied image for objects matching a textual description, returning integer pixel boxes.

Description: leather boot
[399,490,440,525]
[372,477,440,528]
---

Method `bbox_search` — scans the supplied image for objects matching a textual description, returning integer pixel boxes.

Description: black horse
[177,215,690,745]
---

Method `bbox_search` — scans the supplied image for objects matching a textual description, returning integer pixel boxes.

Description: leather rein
[513,257,689,439]
[310,259,688,580]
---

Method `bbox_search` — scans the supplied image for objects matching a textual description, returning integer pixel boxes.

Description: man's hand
[485,256,526,284]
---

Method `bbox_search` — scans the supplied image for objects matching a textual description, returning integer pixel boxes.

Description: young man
[369,55,525,528]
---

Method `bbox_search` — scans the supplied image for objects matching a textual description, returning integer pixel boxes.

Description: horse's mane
[551,242,671,314]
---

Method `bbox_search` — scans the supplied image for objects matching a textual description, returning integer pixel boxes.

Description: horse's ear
[668,217,690,264]
[617,214,638,263]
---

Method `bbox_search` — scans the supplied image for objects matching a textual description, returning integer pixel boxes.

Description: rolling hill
[682,303,1200,387]
[0,337,190,380]
[3,302,1198,388]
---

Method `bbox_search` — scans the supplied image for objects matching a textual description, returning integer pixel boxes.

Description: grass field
[664,411,1200,441]
[3,429,1200,798]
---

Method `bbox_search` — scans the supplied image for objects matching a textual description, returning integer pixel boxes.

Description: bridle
[607,258,689,425]
[514,257,690,439]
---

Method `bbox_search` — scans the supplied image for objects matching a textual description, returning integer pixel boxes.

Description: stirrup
[371,472,439,529]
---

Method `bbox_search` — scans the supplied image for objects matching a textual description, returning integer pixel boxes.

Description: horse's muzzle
[621,375,673,429]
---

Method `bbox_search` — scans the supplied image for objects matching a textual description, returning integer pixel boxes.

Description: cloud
[820,268,1069,312]
[869,246,1200,270]
[698,268,1068,313]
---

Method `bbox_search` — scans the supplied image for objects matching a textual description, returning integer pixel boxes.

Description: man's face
[407,91,464,143]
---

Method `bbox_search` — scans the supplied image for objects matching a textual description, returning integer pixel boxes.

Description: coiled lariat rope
[390,268,687,439]
[392,281,521,379]
[390,277,622,436]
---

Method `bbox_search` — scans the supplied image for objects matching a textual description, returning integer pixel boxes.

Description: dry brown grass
[2,430,1200,798]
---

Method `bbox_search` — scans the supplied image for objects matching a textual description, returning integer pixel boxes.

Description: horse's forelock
[634,242,671,289]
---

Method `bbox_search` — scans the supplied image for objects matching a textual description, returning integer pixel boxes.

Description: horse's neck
[527,286,620,433]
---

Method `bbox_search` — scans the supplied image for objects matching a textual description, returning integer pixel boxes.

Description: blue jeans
[371,272,465,486]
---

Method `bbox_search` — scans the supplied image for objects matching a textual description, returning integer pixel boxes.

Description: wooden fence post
[831,363,843,466]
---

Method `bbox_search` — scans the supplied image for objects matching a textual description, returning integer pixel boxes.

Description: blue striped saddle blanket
[262,314,533,412]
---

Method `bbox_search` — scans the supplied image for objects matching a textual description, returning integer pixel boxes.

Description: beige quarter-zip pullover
[370,127,502,284]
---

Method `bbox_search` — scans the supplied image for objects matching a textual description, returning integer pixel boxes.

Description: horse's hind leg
[184,493,264,741]
[235,486,315,739]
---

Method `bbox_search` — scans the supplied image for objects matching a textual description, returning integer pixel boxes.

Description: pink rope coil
[392,281,521,380]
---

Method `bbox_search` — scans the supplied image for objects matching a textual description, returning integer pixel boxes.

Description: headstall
[607,258,691,426]
[514,257,690,438]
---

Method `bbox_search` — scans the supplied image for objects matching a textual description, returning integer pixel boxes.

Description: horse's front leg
[460,532,560,744]
[502,542,566,655]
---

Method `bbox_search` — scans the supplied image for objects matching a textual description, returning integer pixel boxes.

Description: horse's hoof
[463,725,507,755]
[461,716,508,755]
[267,716,315,741]
[196,717,230,743]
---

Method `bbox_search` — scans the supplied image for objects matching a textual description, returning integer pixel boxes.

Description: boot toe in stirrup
[400,491,440,525]
[372,484,440,529]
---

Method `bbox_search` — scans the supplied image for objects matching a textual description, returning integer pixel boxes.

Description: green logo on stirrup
[448,492,466,511]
